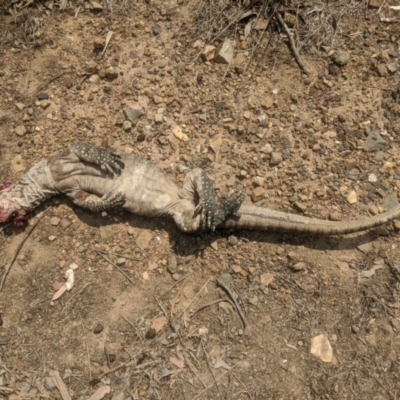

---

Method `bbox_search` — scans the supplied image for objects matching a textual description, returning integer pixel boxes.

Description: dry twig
[275,12,311,75]
[216,279,248,328]
[96,251,135,286]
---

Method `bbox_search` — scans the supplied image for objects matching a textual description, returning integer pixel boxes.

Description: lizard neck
[8,159,59,212]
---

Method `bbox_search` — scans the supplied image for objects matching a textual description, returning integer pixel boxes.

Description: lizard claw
[99,152,125,176]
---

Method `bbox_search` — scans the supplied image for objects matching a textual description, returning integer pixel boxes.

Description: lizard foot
[193,171,220,231]
[75,191,126,213]
[73,143,124,176]
[213,191,246,227]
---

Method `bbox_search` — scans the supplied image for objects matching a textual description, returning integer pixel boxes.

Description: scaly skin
[1,143,400,235]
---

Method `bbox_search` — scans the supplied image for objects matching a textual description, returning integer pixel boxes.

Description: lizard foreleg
[71,143,124,176]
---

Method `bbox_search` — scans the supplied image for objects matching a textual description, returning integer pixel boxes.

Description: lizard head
[0,180,28,227]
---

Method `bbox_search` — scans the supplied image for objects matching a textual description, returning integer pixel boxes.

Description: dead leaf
[151,315,168,333]
[53,281,64,290]
[87,386,111,400]
[212,359,231,370]
[52,284,67,300]
[310,334,333,363]
[244,20,253,38]
[170,356,185,369]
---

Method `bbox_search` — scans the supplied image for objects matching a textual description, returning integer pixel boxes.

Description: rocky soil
[1,0,400,399]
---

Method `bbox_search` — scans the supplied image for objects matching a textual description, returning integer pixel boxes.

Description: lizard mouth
[0,179,27,226]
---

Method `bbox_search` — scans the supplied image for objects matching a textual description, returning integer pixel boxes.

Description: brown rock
[251,187,266,203]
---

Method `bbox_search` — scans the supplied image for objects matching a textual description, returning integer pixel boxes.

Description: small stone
[232,265,242,274]
[228,235,239,246]
[262,143,273,153]
[122,120,132,131]
[234,53,245,64]
[14,125,26,137]
[368,173,377,183]
[48,235,56,242]
[210,241,218,250]
[50,217,60,226]
[331,50,350,66]
[251,187,266,203]
[213,39,234,64]
[201,45,217,61]
[290,262,306,271]
[154,114,163,123]
[88,74,100,84]
[289,104,297,111]
[287,251,300,261]
[172,273,181,281]
[347,190,358,204]
[91,1,103,10]
[37,92,49,100]
[105,67,118,80]
[329,212,342,221]
[260,272,274,286]
[123,105,143,125]
[153,95,163,104]
[40,100,51,109]
[226,176,236,187]
[117,258,126,266]
[376,64,388,77]
[220,144,230,153]
[348,168,359,181]
[93,323,104,334]
[293,202,306,213]
[387,62,398,73]
[15,102,25,111]
[261,96,274,109]
[136,230,152,250]
[167,254,177,274]
[93,37,104,51]
[365,130,387,152]
[60,218,71,228]
[270,152,283,166]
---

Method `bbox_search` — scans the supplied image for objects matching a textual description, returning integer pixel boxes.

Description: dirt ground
[1,0,400,399]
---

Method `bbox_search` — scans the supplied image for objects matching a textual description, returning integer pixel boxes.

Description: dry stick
[0,209,49,292]
[191,297,235,317]
[275,12,311,75]
[96,251,135,286]
[192,362,239,400]
[201,339,222,400]
[216,279,248,328]
[49,370,72,400]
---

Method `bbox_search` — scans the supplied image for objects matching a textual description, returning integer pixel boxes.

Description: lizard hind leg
[178,168,244,231]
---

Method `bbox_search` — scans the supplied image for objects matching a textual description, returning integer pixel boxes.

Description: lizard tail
[221,204,400,235]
